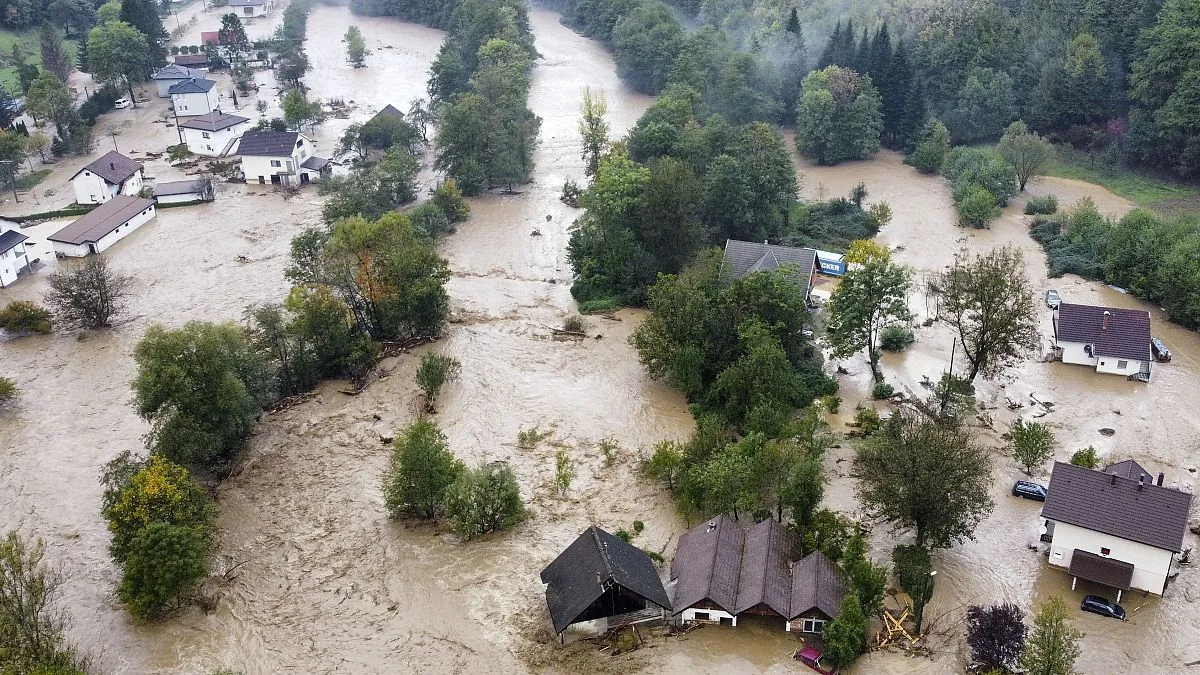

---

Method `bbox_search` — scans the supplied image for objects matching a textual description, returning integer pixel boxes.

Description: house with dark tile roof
[151,64,200,97]
[670,515,847,633]
[0,219,32,288]
[169,78,220,117]
[69,151,145,205]
[541,526,671,638]
[48,195,156,257]
[178,112,251,156]
[235,132,329,187]
[1053,303,1153,381]
[722,240,819,304]
[1042,461,1193,600]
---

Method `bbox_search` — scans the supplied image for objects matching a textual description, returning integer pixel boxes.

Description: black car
[1081,594,1126,620]
[1012,480,1047,501]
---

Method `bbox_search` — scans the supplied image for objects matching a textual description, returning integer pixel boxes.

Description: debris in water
[234,254,251,263]
[530,228,542,236]
[1100,428,1116,436]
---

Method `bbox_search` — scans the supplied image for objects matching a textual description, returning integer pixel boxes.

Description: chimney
[1102,310,1112,331]
[109,162,115,171]
[1138,473,1145,491]
[1110,473,1117,486]
[1157,472,1165,486]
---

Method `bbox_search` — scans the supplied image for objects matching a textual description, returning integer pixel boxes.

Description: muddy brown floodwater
[2,5,1198,674]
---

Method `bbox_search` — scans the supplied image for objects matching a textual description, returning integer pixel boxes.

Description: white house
[1041,460,1193,600]
[169,78,220,117]
[226,0,272,18]
[178,111,250,156]
[0,219,32,287]
[1054,302,1153,381]
[151,64,201,97]
[236,131,330,187]
[47,196,157,257]
[70,151,145,205]
[152,179,215,204]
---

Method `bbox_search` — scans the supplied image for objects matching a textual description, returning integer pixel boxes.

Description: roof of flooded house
[1068,549,1134,590]
[367,104,405,125]
[723,239,818,293]
[1104,459,1151,481]
[733,519,796,616]
[789,551,847,620]
[174,54,209,66]
[237,131,302,156]
[152,64,197,80]
[1055,303,1151,362]
[1042,461,1193,552]
[0,227,27,253]
[226,0,267,5]
[671,514,745,614]
[47,196,155,246]
[168,78,216,95]
[71,151,142,184]
[540,526,670,634]
[178,111,250,132]
[153,179,207,197]
[300,156,331,171]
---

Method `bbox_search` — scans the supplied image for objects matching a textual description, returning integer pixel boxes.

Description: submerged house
[722,240,820,304]
[541,526,671,640]
[1053,303,1153,381]
[670,515,846,633]
[70,151,144,205]
[235,131,330,187]
[151,64,201,97]
[0,219,32,288]
[1041,460,1193,600]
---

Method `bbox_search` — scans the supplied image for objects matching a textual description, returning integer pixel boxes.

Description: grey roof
[300,156,330,171]
[1105,459,1151,481]
[153,179,207,197]
[1068,549,1134,591]
[174,54,209,66]
[168,78,216,94]
[225,0,267,5]
[178,111,250,132]
[367,104,405,125]
[671,514,744,614]
[733,519,796,616]
[723,239,818,293]
[47,196,155,246]
[1055,303,1151,362]
[237,131,301,157]
[72,151,142,185]
[152,64,197,80]
[0,228,27,253]
[789,551,847,620]
[540,526,671,634]
[1042,461,1193,552]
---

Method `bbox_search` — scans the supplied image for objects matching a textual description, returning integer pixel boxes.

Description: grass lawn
[0,28,80,94]
[15,168,51,190]
[1042,145,1200,216]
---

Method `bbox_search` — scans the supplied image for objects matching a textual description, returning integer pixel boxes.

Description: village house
[723,239,820,305]
[236,131,330,187]
[178,111,251,156]
[226,0,272,18]
[47,195,156,257]
[669,515,846,633]
[151,64,201,97]
[0,219,32,287]
[1053,303,1153,381]
[1041,460,1193,600]
[541,526,671,641]
[173,53,209,69]
[169,78,220,117]
[70,151,144,205]
[152,179,215,205]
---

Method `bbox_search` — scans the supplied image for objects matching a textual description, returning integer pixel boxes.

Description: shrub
[44,256,133,329]
[599,437,618,466]
[632,520,645,534]
[0,300,53,334]
[893,543,935,629]
[415,353,461,413]
[615,528,632,542]
[0,376,16,405]
[823,395,841,414]
[0,532,91,671]
[383,419,464,519]
[554,450,574,496]
[562,315,586,333]
[872,382,895,399]
[958,186,1001,228]
[1069,446,1100,469]
[1024,194,1058,215]
[431,180,470,223]
[879,324,915,351]
[853,406,883,434]
[517,426,549,449]
[117,522,208,621]
[822,593,868,668]
[642,440,684,489]
[1010,419,1056,475]
[167,144,194,162]
[445,463,529,540]
[577,297,618,313]
[641,547,664,563]
[560,178,583,207]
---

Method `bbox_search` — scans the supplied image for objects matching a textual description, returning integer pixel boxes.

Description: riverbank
[1042,145,1200,216]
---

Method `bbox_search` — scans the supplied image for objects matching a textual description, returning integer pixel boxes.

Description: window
[270,160,281,167]
[802,618,826,633]
[1117,360,1128,369]
[1100,547,1111,556]
[693,612,709,622]
[202,132,211,138]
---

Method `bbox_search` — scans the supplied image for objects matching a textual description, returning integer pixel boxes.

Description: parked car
[4,97,24,115]
[1012,480,1047,501]
[1081,594,1126,620]
[794,646,837,675]
[1151,337,1171,362]
[114,98,132,109]
[1045,289,1061,309]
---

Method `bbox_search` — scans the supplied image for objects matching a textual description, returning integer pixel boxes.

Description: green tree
[578,86,609,178]
[892,543,936,630]
[1019,596,1084,675]
[696,437,760,519]
[1010,419,1056,475]
[945,67,1015,143]
[217,13,248,49]
[445,463,529,540]
[1069,446,1100,468]
[39,21,73,82]
[49,0,98,38]
[554,450,575,496]
[843,532,886,616]
[0,531,90,673]
[998,121,1053,191]
[283,284,376,380]
[822,593,868,668]
[957,185,1001,228]
[118,0,167,68]
[795,65,883,164]
[117,522,208,621]
[383,419,464,519]
[415,352,461,413]
[937,247,1039,381]
[643,440,685,490]
[907,119,950,174]
[825,256,912,381]
[26,71,74,135]
[100,453,215,563]
[87,21,150,106]
[1128,0,1200,176]
[1031,33,1110,131]
[96,0,121,25]
[855,411,995,550]
[345,25,366,67]
[43,255,132,329]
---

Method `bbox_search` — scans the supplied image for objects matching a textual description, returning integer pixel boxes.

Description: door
[300,173,309,184]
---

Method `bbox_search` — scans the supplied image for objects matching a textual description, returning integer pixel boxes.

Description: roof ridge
[591,526,615,580]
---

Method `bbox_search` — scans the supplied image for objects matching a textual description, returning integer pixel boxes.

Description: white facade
[1047,521,1174,596]
[236,2,269,17]
[155,192,200,205]
[242,136,324,187]
[182,121,248,156]
[52,204,157,258]
[784,617,828,633]
[71,168,144,205]
[0,222,30,288]
[172,89,220,116]
[680,607,737,626]
[1059,340,1148,377]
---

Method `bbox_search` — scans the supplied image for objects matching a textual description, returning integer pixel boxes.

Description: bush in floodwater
[615,528,632,542]
[0,300,53,334]
[383,419,464,519]
[44,256,133,329]
[1069,446,1100,469]
[599,437,618,467]
[0,376,17,405]
[853,406,883,435]
[562,315,586,333]
[517,425,550,449]
[445,463,529,540]
[823,395,842,414]
[1024,194,1058,215]
[560,178,582,207]
[416,352,461,413]
[577,297,618,314]
[632,520,644,534]
[554,450,574,497]
[872,382,895,399]
[879,324,916,352]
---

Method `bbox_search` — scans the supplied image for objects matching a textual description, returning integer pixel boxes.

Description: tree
[132,321,274,471]
[936,247,1039,381]
[444,463,528,540]
[117,522,208,621]
[855,411,995,550]
[795,66,883,164]
[408,97,434,142]
[44,256,132,329]
[0,300,52,334]
[578,86,609,178]
[957,186,1001,228]
[998,121,1053,191]
[345,25,366,67]
[1069,446,1100,468]
[822,593,868,668]
[907,119,950,174]
[217,13,248,50]
[967,603,1027,672]
[282,88,318,131]
[945,67,1015,143]
[415,352,461,413]
[0,531,90,672]
[39,21,73,82]
[1128,0,1200,176]
[826,257,912,381]
[49,0,98,38]
[1019,596,1084,675]
[892,543,935,630]
[383,419,464,519]
[1010,419,1056,475]
[697,440,760,519]
[275,48,310,89]
[26,130,51,161]
[843,532,886,616]
[87,21,150,107]
[96,0,121,25]
[118,0,167,68]
[554,450,574,496]
[100,453,215,564]
[26,71,74,135]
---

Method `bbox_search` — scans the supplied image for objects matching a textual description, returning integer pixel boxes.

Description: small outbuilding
[226,0,272,18]
[541,526,671,640]
[0,219,32,287]
[48,195,156,257]
[70,151,144,205]
[169,78,220,117]
[174,53,209,69]
[178,111,251,156]
[152,179,214,204]
[723,239,820,304]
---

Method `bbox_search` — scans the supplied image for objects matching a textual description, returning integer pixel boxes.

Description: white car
[1045,289,1061,309]
[113,98,132,109]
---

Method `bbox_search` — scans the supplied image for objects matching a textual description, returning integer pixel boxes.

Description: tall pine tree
[819,21,842,68]
[119,0,168,69]
[39,22,73,82]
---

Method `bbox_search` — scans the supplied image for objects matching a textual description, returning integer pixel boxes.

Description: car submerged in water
[1081,594,1126,620]
[1152,337,1171,362]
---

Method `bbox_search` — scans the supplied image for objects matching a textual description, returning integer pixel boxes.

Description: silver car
[1045,289,1061,309]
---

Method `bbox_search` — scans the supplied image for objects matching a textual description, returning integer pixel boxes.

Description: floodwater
[2,5,1198,675]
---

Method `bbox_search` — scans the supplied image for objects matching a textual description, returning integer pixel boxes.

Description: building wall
[785,611,831,634]
[172,90,219,116]
[155,78,187,97]
[120,171,144,196]
[72,172,115,204]
[679,607,736,626]
[242,155,297,185]
[1047,521,1174,595]
[1096,357,1146,377]
[1058,341,1098,367]
[1,245,26,287]
[237,4,269,17]
[53,205,157,258]
[52,240,92,258]
[183,124,246,156]
[156,192,202,205]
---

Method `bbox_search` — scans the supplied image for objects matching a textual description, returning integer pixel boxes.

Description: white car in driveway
[1045,289,1061,309]
[113,98,132,109]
